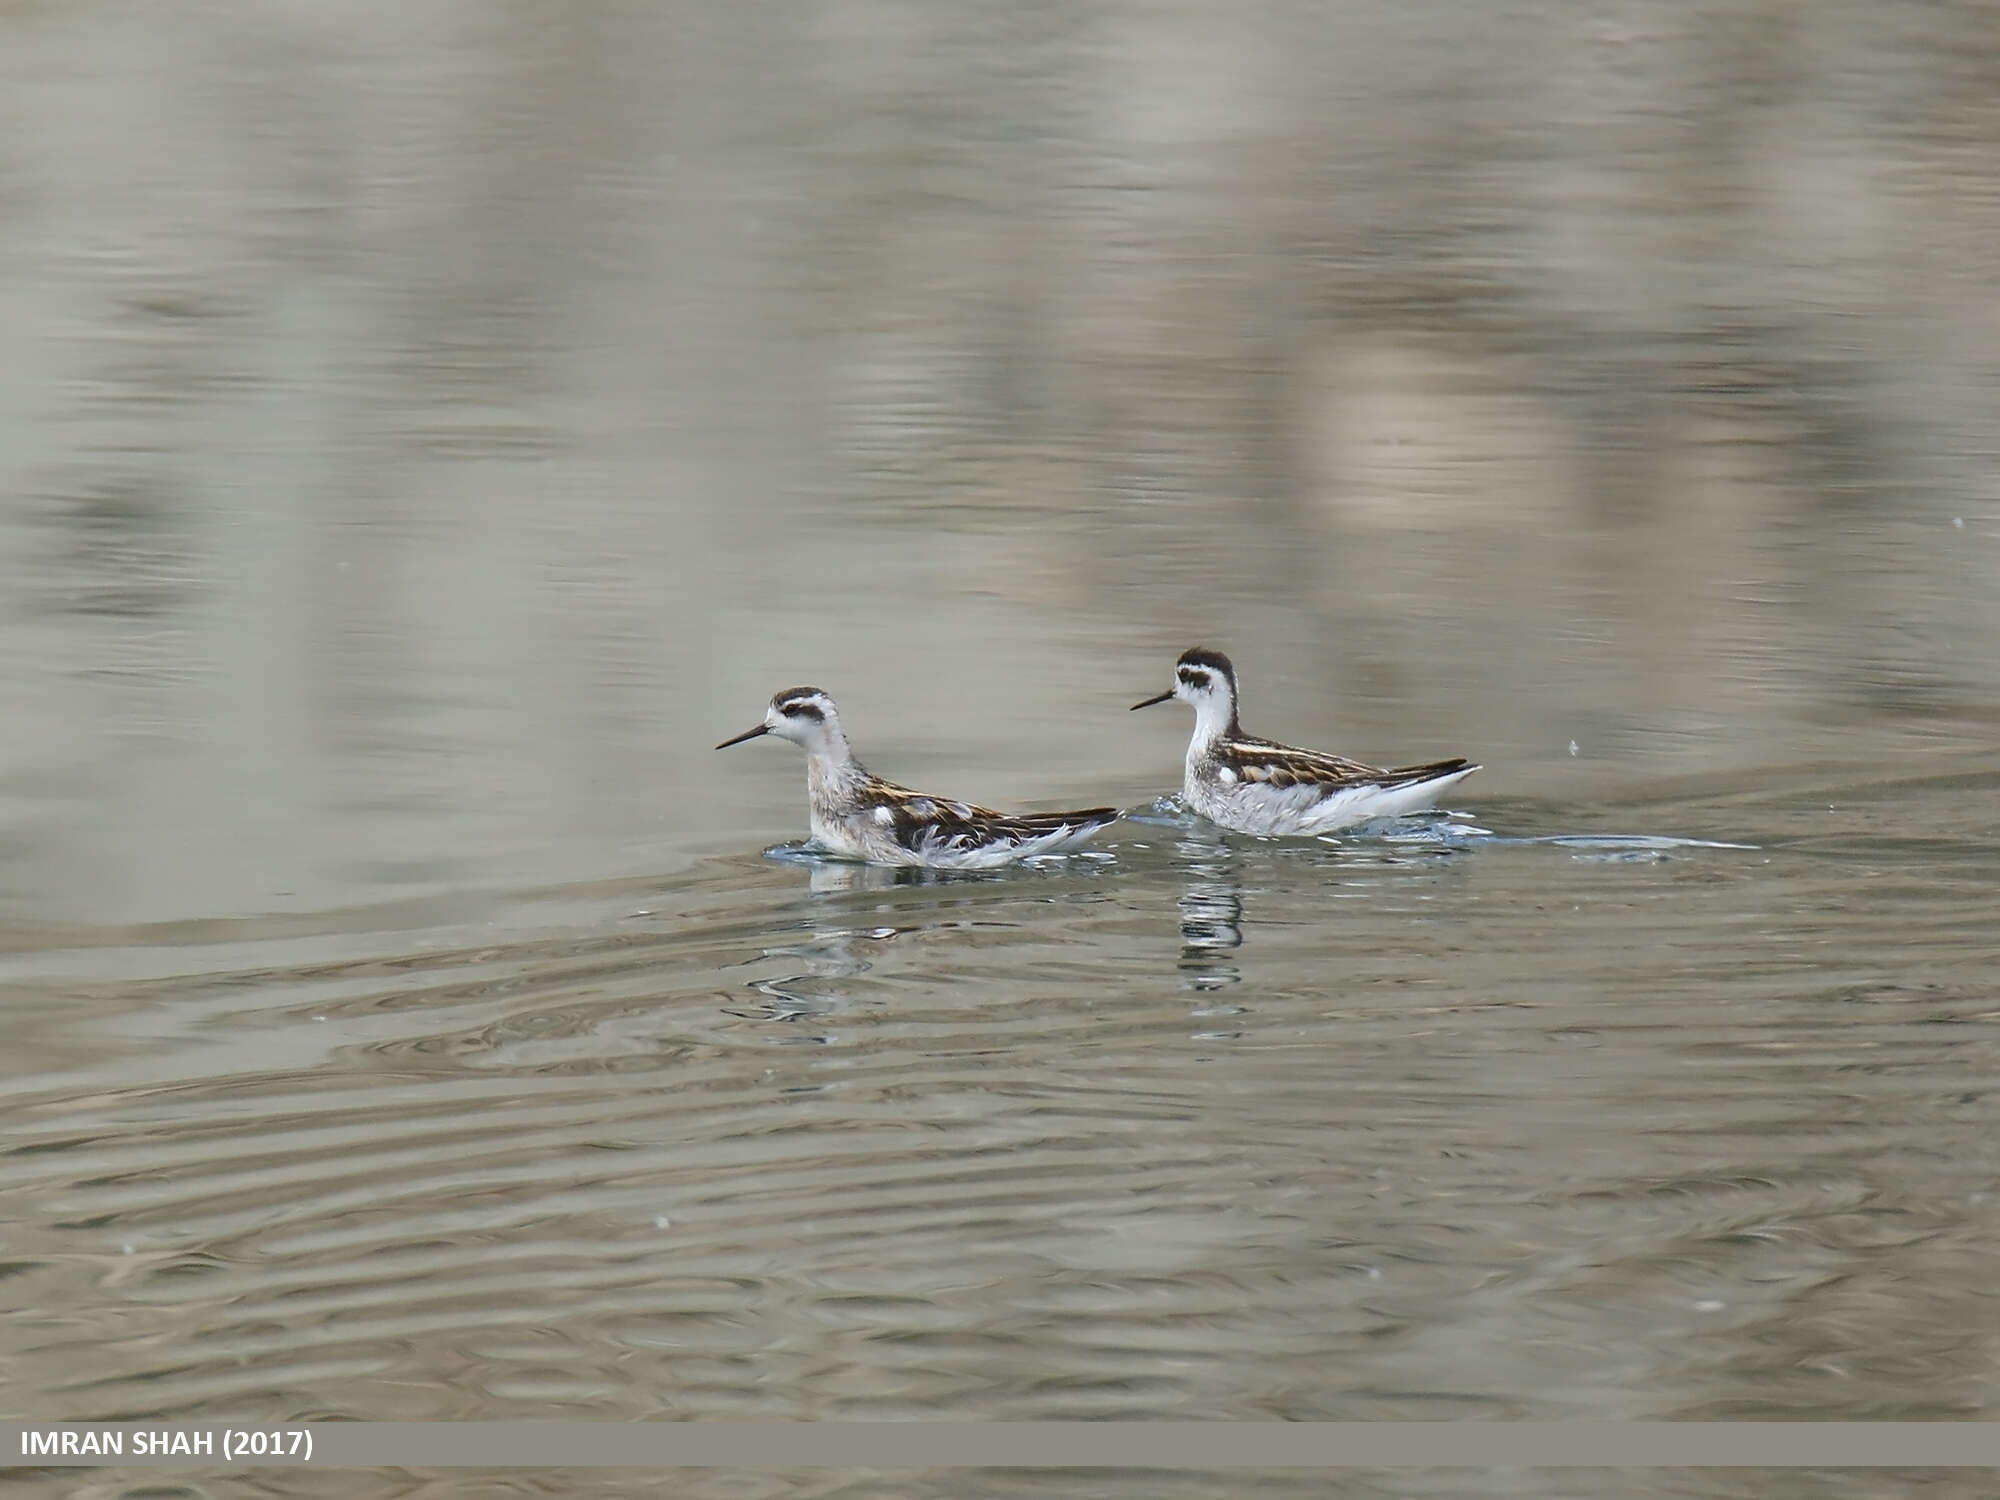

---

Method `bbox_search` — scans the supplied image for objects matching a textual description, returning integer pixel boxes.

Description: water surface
[5,2,2000,1496]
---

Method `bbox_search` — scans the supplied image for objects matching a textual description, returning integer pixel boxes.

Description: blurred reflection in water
[1174,833,1244,991]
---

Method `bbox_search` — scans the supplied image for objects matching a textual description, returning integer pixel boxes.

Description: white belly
[1186,764,1476,836]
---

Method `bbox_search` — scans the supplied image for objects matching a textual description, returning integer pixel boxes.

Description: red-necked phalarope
[1130,648,1479,836]
[719,686,1121,868]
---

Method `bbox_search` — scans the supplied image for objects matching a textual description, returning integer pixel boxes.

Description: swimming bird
[718,687,1120,868]
[1130,648,1478,836]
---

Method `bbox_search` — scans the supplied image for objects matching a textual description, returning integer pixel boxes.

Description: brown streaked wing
[860,780,1115,850]
[1219,737,1386,789]
[859,779,1007,821]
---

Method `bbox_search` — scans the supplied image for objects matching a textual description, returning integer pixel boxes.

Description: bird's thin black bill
[1129,690,1174,710]
[715,724,771,749]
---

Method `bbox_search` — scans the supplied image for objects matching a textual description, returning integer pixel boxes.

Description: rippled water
[10,769,2000,1440]
[7,2,2000,1496]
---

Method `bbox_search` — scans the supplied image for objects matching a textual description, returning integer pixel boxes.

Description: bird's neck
[803,727,863,798]
[1191,694,1240,750]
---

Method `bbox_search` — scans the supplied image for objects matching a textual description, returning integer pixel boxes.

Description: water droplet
[1953,516,1966,529]
[1567,740,1579,757]
[653,1216,672,1230]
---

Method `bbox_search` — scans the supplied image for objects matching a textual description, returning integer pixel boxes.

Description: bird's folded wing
[861,782,1115,850]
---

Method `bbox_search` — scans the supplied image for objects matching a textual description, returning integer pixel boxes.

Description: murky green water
[5,2,2000,1496]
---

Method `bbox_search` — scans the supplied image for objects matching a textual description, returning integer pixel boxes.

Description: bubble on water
[1568,739,1579,757]
[654,1216,672,1230]
[1953,516,1965,529]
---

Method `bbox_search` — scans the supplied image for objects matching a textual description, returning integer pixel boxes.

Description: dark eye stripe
[1177,648,1233,676]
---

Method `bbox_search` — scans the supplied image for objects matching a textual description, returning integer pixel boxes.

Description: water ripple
[6,786,2000,1426]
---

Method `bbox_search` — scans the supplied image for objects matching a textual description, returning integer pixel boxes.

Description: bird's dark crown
[771,686,830,720]
[1175,647,1235,684]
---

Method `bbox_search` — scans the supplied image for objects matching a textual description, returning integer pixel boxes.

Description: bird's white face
[717,686,844,754]
[763,689,839,747]
[1171,658,1229,709]
[1130,650,1239,738]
